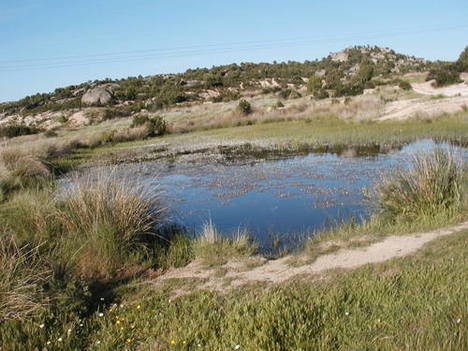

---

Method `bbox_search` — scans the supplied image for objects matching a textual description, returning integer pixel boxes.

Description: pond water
[77,140,468,248]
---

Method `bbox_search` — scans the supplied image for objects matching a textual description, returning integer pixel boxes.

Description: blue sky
[0,0,467,102]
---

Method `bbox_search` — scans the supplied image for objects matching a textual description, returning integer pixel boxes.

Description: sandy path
[157,221,468,292]
[379,94,468,120]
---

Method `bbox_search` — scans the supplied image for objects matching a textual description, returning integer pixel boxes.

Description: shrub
[275,101,285,108]
[236,99,252,115]
[374,148,463,221]
[398,80,412,90]
[427,67,462,87]
[453,46,468,73]
[131,114,167,136]
[43,129,58,138]
[0,125,40,139]
[307,76,322,95]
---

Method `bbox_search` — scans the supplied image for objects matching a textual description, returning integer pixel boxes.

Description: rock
[81,86,113,105]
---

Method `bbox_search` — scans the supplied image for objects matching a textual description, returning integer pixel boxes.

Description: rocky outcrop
[81,84,118,105]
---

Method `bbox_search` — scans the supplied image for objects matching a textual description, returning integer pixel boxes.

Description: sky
[0,0,467,102]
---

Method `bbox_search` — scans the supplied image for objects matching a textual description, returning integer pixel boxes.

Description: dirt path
[379,95,468,120]
[155,221,468,293]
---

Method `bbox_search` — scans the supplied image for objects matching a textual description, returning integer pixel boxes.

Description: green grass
[2,229,465,350]
[375,147,463,221]
[0,114,467,349]
[193,221,257,266]
[77,113,468,165]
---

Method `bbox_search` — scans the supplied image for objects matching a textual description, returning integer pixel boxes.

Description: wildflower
[67,328,72,335]
[39,323,45,328]
[129,324,135,329]
[170,340,176,345]
[126,338,133,343]
[116,320,121,325]
[235,345,241,350]
[183,341,187,344]
[456,318,462,324]
[46,341,51,345]
[98,312,104,317]
[198,344,202,347]
[96,340,101,345]
[100,297,105,301]
[345,312,350,316]
[57,337,63,342]
[136,304,141,310]
[79,323,84,327]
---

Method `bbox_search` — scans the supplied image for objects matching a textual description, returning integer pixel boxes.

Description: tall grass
[374,148,463,221]
[0,235,51,321]
[56,173,165,279]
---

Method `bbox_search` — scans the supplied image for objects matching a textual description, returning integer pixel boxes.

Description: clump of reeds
[374,147,463,221]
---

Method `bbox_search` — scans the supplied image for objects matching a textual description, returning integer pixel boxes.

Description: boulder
[81,86,113,105]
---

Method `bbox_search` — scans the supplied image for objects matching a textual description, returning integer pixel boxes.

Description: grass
[0,236,51,322]
[76,112,468,167]
[193,221,257,266]
[0,112,467,349]
[300,149,466,263]
[56,173,165,279]
[2,228,465,350]
[375,147,463,221]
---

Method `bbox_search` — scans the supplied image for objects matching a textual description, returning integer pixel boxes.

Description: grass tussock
[56,173,165,279]
[0,236,51,321]
[194,221,257,266]
[375,147,463,221]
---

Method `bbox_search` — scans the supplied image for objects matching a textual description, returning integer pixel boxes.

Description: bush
[374,148,463,221]
[131,114,167,136]
[307,75,322,95]
[0,125,40,139]
[427,67,462,87]
[236,99,252,115]
[43,129,58,138]
[275,101,285,108]
[398,80,412,90]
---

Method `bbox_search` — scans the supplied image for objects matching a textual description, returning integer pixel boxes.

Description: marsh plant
[374,148,463,221]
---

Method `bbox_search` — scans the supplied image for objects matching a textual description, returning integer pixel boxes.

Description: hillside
[1,45,466,138]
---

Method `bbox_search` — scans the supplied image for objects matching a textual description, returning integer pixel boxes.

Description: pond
[74,140,468,249]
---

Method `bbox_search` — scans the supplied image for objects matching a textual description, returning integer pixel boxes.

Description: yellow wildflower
[170,340,176,345]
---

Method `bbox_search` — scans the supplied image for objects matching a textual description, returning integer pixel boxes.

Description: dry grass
[0,235,51,321]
